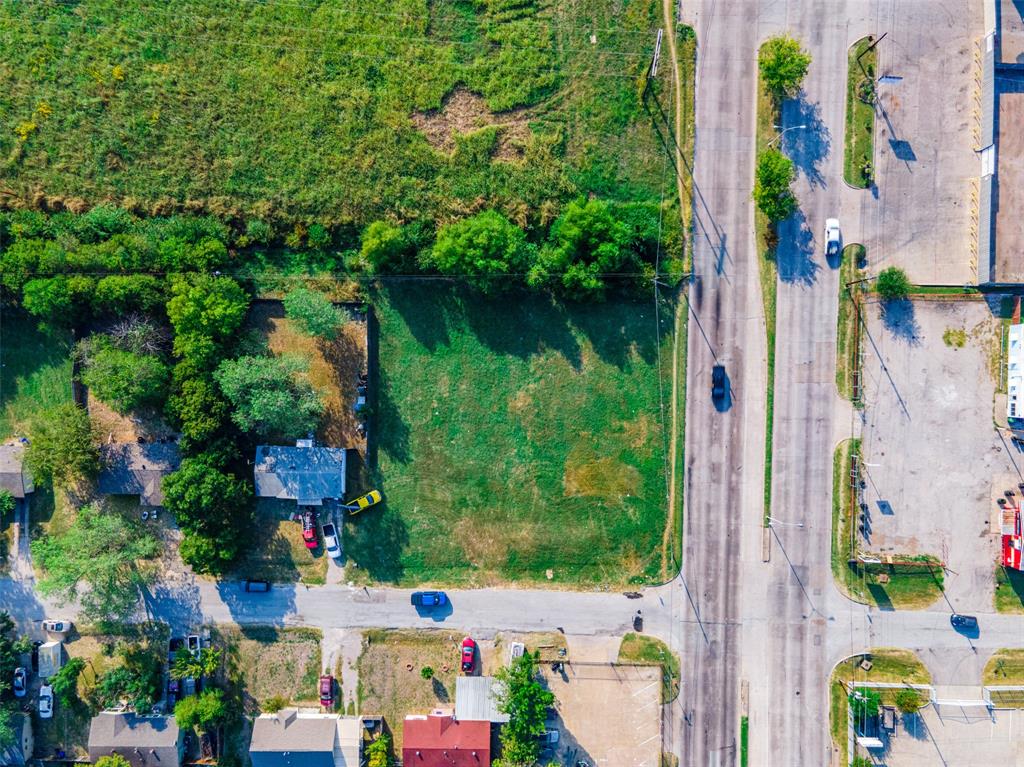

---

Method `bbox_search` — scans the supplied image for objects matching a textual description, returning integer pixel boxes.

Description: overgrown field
[0,0,675,228]
[345,285,674,586]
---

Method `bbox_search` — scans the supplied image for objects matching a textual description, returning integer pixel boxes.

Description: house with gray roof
[97,442,181,507]
[253,439,346,506]
[0,444,33,499]
[88,712,184,767]
[454,676,509,723]
[249,709,361,767]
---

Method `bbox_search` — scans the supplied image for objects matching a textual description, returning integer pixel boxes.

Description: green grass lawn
[0,311,73,438]
[618,632,680,703]
[836,244,865,402]
[345,285,675,586]
[0,0,674,227]
[995,566,1024,613]
[755,52,780,526]
[844,37,876,188]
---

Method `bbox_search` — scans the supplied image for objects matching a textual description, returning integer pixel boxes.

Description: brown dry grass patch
[215,626,323,713]
[564,451,640,497]
[411,87,532,161]
[88,396,175,443]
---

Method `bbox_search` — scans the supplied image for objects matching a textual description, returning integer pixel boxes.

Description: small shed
[454,676,509,723]
[38,641,63,679]
[0,444,33,499]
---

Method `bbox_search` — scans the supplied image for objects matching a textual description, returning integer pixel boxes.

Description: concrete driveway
[859,297,1011,612]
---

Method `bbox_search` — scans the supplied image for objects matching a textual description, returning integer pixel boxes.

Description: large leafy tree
[95,756,133,767]
[174,689,228,733]
[529,198,633,300]
[429,210,533,292]
[25,403,100,485]
[876,266,910,300]
[166,274,249,368]
[283,288,346,340]
[50,657,86,707]
[758,35,812,98]
[77,335,169,414]
[162,455,252,573]
[32,504,160,622]
[166,375,230,446]
[365,733,391,767]
[494,654,555,767]
[753,150,797,223]
[214,355,323,439]
[0,612,29,749]
[96,644,164,712]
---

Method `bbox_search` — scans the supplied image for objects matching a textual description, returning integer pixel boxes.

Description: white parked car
[42,619,72,634]
[38,685,54,719]
[321,522,342,560]
[824,218,841,258]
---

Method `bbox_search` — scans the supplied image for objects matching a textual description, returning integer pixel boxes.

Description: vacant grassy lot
[0,311,73,438]
[985,649,1024,685]
[231,500,329,585]
[0,0,675,227]
[829,649,930,764]
[357,630,461,750]
[618,632,680,703]
[345,285,673,586]
[216,625,323,713]
[844,37,876,188]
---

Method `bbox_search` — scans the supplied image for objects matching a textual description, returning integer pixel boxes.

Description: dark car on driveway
[411,591,448,608]
[712,365,726,401]
[244,579,271,593]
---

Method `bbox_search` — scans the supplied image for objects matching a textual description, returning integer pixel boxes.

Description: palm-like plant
[170,647,221,681]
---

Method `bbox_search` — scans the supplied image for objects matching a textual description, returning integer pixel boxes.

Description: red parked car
[319,674,334,708]
[301,510,318,549]
[461,637,477,674]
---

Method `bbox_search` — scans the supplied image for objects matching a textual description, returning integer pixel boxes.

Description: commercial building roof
[454,677,509,723]
[402,712,490,767]
[253,443,346,506]
[88,713,181,767]
[1001,0,1024,64]
[0,444,33,498]
[97,442,181,506]
[994,88,1024,284]
[249,710,361,767]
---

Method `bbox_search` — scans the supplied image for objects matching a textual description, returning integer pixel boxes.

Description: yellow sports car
[346,489,382,514]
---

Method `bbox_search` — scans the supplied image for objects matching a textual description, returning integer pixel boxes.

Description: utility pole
[650,29,664,79]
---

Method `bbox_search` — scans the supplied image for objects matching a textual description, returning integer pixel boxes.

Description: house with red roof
[402,710,491,767]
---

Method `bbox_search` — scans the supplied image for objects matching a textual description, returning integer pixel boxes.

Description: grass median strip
[755,49,781,526]
[836,245,865,402]
[844,37,877,188]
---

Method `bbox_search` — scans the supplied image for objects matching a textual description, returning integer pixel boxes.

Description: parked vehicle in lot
[411,591,448,608]
[244,579,271,593]
[461,637,477,673]
[541,730,560,745]
[42,619,72,634]
[30,641,41,672]
[951,614,978,630]
[825,218,841,258]
[38,685,53,719]
[301,509,318,548]
[13,667,27,698]
[345,490,382,514]
[711,365,726,401]
[167,679,180,708]
[319,675,335,708]
[321,522,342,559]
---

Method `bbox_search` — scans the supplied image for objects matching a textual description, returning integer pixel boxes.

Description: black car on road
[711,365,726,401]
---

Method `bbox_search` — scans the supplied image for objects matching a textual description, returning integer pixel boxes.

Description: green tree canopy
[96,644,164,712]
[95,755,134,767]
[32,503,160,622]
[529,198,633,300]
[174,689,228,733]
[166,274,249,368]
[77,335,169,414]
[429,210,533,291]
[50,657,86,707]
[360,221,409,273]
[875,266,910,300]
[214,355,323,439]
[0,490,14,522]
[759,35,812,98]
[365,733,391,767]
[849,688,881,721]
[25,403,99,485]
[162,454,252,573]
[753,149,797,223]
[283,288,346,340]
[166,374,230,446]
[494,654,556,767]
[894,688,922,714]
[170,647,221,681]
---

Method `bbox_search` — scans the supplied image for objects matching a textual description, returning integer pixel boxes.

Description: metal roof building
[253,441,347,506]
[454,677,509,723]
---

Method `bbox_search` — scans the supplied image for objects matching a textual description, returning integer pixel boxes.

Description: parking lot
[846,0,981,284]
[860,298,1010,611]
[877,700,1024,765]
[539,663,662,767]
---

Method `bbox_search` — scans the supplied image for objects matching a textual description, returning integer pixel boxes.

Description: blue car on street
[411,591,448,608]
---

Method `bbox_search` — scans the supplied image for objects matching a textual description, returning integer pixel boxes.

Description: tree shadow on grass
[567,291,661,369]
[867,582,895,611]
[431,677,449,703]
[343,505,408,583]
[880,299,922,344]
[376,368,411,466]
[376,283,453,353]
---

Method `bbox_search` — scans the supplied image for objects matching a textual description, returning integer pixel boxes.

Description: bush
[95,756,133,767]
[0,490,15,521]
[753,150,797,223]
[360,221,409,273]
[895,688,922,713]
[166,375,230,446]
[420,666,434,680]
[175,689,227,733]
[25,403,99,485]
[429,210,533,292]
[283,288,345,340]
[50,657,86,707]
[214,355,323,439]
[759,35,811,98]
[22,275,96,325]
[365,733,391,767]
[77,336,169,414]
[306,223,331,250]
[875,266,910,300]
[245,219,273,246]
[262,695,288,714]
[94,275,166,315]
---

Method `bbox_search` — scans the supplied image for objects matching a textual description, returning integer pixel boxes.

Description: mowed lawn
[345,286,674,586]
[0,311,73,438]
